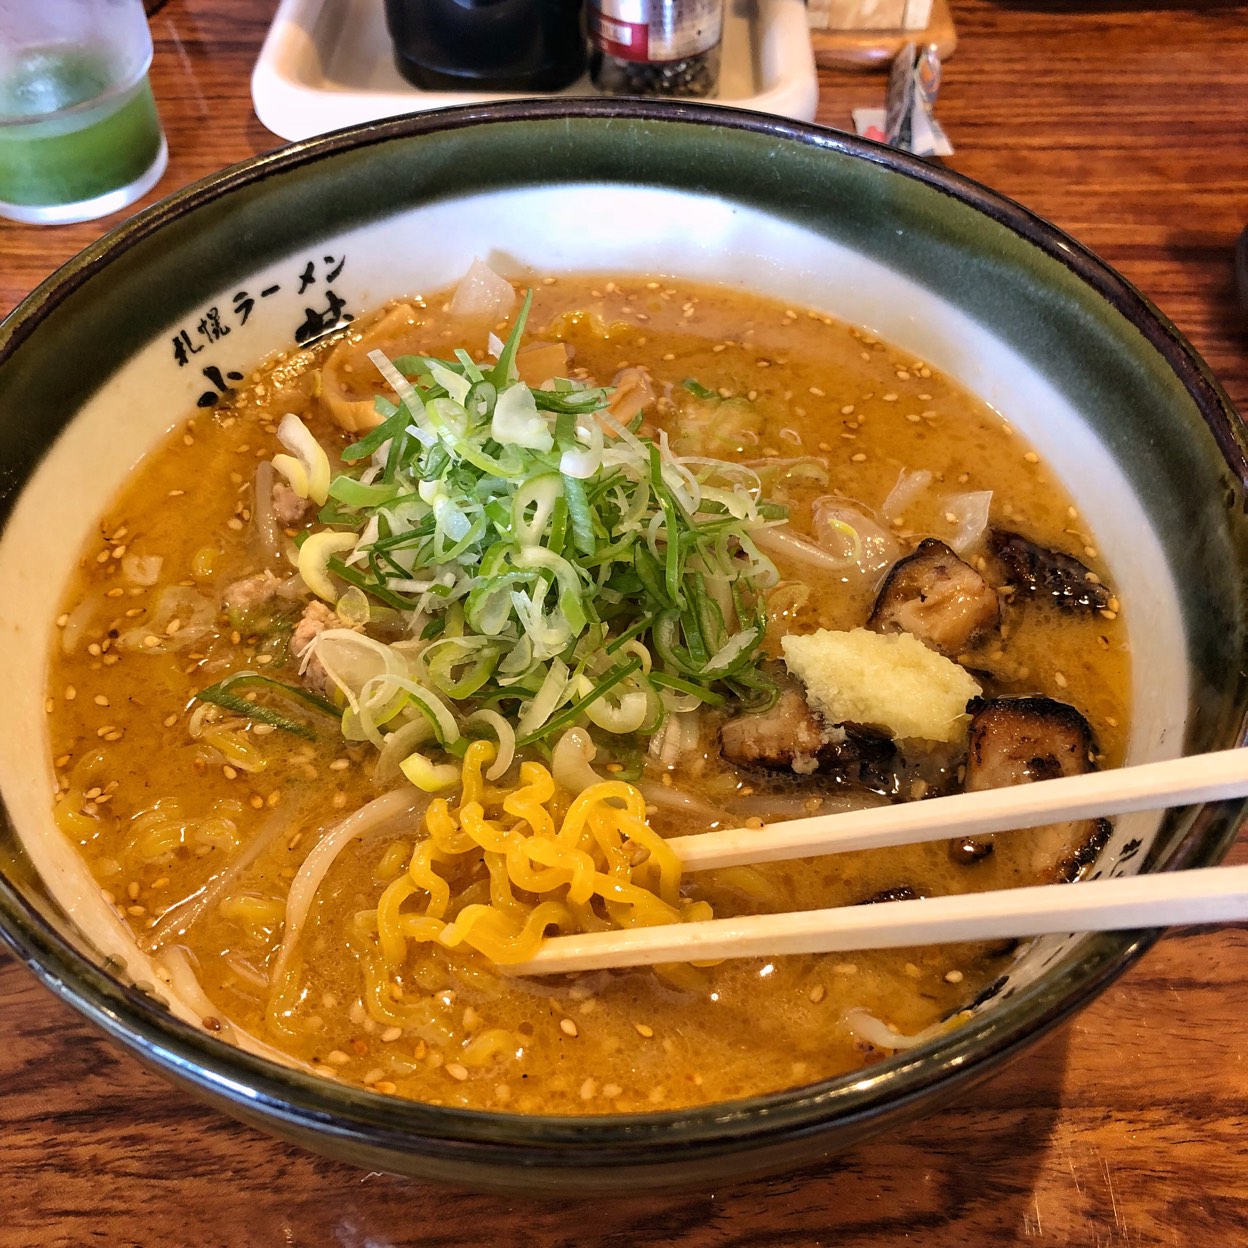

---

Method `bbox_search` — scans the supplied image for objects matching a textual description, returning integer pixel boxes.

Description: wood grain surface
[2,2,1247,1244]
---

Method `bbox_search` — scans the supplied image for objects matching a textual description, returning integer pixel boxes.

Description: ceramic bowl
[1,100,1246,1193]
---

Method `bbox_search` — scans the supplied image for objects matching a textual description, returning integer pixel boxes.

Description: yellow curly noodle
[374,740,712,969]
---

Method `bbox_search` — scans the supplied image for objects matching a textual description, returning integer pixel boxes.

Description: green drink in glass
[0,1,167,225]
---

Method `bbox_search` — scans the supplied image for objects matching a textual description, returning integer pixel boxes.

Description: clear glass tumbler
[0,0,167,225]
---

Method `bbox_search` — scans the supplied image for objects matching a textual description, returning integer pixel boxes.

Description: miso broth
[45,276,1130,1113]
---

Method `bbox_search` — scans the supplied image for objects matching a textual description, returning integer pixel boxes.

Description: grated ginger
[781,628,981,743]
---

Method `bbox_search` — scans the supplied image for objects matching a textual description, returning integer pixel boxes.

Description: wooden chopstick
[507,748,1248,976]
[511,862,1248,975]
[666,747,1248,870]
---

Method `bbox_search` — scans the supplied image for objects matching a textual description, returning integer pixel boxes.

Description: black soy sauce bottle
[384,0,586,93]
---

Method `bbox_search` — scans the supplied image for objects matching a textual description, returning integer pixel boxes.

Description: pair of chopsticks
[512,748,1248,975]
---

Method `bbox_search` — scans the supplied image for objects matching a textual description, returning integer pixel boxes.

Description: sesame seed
[329,758,351,771]
[808,386,825,397]
[163,714,178,728]
[850,452,867,463]
[1054,671,1068,688]
[882,392,898,402]
[809,984,826,1003]
[143,635,161,648]
[94,694,109,707]
[602,1083,622,1098]
[559,1018,578,1038]
[1024,451,1039,464]
[580,1078,597,1100]
[381,1026,402,1042]
[56,613,69,628]
[945,970,964,984]
[634,1023,654,1038]
[64,685,77,701]
[445,1063,469,1081]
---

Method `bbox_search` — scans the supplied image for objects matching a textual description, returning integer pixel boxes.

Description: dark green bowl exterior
[1,101,1246,1193]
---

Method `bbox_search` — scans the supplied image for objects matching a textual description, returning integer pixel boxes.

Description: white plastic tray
[251,0,819,141]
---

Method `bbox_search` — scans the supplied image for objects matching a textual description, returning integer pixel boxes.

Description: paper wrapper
[853,42,953,158]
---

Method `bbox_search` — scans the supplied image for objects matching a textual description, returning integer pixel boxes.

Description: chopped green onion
[682,379,719,401]
[256,290,783,754]
[516,657,642,747]
[194,671,339,739]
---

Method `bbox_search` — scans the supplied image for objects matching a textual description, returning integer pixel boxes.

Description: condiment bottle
[587,0,724,98]
[384,0,586,93]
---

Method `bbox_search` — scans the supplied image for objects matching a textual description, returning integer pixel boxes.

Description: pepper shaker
[587,0,724,98]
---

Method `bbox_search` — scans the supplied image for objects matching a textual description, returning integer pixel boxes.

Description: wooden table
[2,2,1246,1243]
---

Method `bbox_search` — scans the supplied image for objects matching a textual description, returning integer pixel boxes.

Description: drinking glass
[0,0,167,225]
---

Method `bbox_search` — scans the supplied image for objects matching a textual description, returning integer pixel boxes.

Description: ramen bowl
[0,100,1245,1192]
